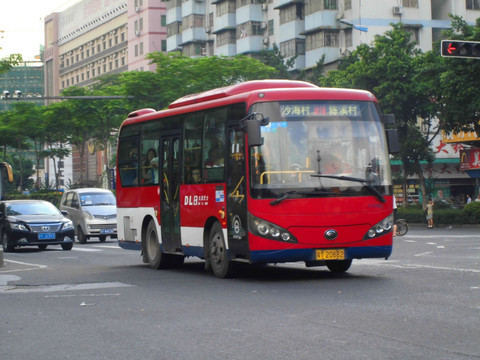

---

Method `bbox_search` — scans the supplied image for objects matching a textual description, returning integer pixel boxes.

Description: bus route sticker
[215,187,224,202]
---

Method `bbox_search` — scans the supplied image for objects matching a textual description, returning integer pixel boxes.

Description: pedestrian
[466,194,472,204]
[425,199,434,228]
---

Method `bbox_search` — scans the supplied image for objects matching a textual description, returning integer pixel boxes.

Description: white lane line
[71,247,103,252]
[414,252,432,257]
[1,281,134,294]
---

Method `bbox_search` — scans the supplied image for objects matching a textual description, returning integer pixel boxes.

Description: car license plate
[38,233,56,240]
[101,229,114,234]
[316,249,345,260]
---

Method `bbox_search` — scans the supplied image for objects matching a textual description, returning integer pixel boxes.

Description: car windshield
[7,202,60,216]
[79,193,116,206]
[249,100,392,199]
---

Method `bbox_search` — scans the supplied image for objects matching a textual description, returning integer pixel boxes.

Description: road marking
[71,247,103,252]
[385,263,480,273]
[0,259,47,273]
[0,281,134,294]
[414,252,431,257]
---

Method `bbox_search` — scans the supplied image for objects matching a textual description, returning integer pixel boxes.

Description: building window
[402,0,418,7]
[467,0,480,10]
[405,26,420,44]
[268,20,275,36]
[162,40,167,52]
[135,44,139,56]
[161,15,166,27]
[217,30,236,46]
[280,38,306,57]
[345,28,352,47]
[324,0,337,10]
[345,0,352,10]
[140,42,144,55]
[279,4,303,24]
[216,0,236,16]
[306,30,338,51]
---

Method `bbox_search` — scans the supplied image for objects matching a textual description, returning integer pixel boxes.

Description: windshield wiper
[310,174,386,203]
[270,191,298,206]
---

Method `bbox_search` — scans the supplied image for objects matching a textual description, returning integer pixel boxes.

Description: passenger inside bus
[205,146,224,167]
[142,148,158,184]
[187,168,201,184]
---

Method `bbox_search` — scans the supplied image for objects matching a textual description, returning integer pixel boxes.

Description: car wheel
[145,220,169,269]
[209,222,235,278]
[38,244,48,250]
[99,236,106,242]
[77,227,87,244]
[2,232,14,252]
[61,243,73,250]
[326,259,352,273]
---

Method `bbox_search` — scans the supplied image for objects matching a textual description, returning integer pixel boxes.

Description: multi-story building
[0,61,44,112]
[167,0,480,69]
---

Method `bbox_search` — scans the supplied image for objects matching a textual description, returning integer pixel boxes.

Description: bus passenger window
[119,143,140,186]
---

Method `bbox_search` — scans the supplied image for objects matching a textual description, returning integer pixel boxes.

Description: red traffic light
[441,40,480,58]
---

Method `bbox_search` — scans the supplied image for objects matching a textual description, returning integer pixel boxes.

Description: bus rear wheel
[208,222,234,278]
[145,220,169,269]
[326,259,352,273]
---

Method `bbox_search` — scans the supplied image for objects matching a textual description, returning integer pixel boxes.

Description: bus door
[226,126,249,259]
[160,132,182,253]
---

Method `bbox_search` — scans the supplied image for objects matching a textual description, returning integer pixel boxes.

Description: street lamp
[339,19,368,32]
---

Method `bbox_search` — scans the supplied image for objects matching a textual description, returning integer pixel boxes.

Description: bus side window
[203,112,226,182]
[118,141,140,186]
[184,114,203,184]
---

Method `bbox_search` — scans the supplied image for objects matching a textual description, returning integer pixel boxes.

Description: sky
[0,0,78,61]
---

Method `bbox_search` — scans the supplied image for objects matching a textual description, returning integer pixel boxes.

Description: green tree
[258,43,297,79]
[145,52,277,108]
[0,54,22,74]
[319,23,437,206]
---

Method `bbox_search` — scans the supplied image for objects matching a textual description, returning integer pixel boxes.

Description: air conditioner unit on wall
[393,6,403,15]
[263,37,269,45]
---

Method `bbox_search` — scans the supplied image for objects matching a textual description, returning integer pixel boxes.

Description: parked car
[0,200,74,251]
[60,188,117,244]
[434,197,464,209]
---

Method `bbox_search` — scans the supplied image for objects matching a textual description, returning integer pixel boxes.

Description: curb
[0,249,3,267]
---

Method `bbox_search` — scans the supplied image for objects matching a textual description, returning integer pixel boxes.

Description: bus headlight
[248,213,297,243]
[364,214,393,239]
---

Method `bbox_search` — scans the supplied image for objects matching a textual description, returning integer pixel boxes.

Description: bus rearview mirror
[247,119,263,147]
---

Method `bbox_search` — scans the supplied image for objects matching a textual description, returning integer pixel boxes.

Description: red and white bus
[116,80,399,278]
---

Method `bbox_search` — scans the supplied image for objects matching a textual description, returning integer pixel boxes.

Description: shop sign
[459,149,480,170]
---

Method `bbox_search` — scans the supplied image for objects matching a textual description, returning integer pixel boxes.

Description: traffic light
[441,40,480,58]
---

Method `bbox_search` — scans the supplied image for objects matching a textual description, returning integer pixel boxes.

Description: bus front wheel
[145,220,168,269]
[326,259,352,273]
[208,222,235,278]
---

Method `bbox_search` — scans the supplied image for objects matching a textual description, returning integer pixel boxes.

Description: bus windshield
[249,100,392,200]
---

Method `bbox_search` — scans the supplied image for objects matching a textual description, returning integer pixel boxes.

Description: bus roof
[124,80,378,123]
[168,80,317,109]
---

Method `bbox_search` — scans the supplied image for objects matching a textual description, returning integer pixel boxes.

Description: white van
[60,188,117,244]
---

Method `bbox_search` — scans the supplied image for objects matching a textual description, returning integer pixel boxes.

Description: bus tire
[208,222,235,278]
[145,220,168,270]
[326,259,352,273]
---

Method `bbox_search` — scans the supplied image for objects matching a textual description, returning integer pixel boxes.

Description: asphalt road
[1,226,479,360]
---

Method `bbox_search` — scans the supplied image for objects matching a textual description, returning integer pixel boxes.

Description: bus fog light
[270,228,280,237]
[257,223,269,235]
[281,233,291,241]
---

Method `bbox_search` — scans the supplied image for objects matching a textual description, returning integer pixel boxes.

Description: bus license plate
[316,249,345,260]
[38,233,56,240]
